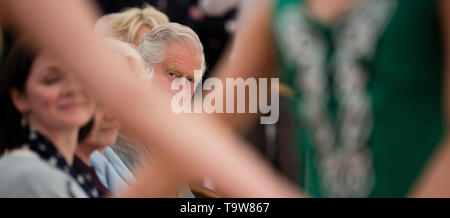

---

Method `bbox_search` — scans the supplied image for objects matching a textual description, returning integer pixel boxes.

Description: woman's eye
[43,77,60,85]
[167,72,176,78]
[187,78,194,83]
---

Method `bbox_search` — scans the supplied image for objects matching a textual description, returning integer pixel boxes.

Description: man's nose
[170,78,192,97]
[172,77,191,90]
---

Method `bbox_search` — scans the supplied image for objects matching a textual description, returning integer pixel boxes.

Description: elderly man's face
[152,42,202,97]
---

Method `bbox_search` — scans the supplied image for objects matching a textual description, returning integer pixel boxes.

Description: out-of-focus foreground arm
[411,0,450,197]
[207,0,279,134]
[2,0,300,197]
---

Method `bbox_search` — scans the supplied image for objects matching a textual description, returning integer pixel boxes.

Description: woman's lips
[59,101,86,110]
[99,126,117,133]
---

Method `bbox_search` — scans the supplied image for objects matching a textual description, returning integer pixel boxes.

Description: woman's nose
[65,74,82,91]
[63,74,88,99]
[104,112,115,121]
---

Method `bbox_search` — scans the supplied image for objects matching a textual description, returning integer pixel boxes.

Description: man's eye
[167,72,176,78]
[187,78,194,83]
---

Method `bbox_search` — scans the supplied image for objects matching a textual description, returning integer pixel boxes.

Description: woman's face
[83,108,120,148]
[11,52,95,132]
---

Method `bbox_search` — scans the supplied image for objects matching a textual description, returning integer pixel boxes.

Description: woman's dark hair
[0,39,94,153]
[0,39,37,152]
[78,117,95,142]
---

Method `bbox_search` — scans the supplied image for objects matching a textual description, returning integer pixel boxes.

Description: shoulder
[103,147,135,180]
[111,137,145,170]
[90,150,108,169]
[0,150,87,198]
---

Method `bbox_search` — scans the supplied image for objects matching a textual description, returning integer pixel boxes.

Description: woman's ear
[10,88,30,114]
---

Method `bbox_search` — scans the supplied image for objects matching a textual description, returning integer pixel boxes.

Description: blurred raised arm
[2,0,300,197]
[411,0,450,197]
[206,0,278,134]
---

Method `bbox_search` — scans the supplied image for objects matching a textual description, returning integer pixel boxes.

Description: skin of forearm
[4,0,300,197]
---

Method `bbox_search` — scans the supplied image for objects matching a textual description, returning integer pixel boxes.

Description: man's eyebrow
[165,66,184,76]
[163,62,192,79]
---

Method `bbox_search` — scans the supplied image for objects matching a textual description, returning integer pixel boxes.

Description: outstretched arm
[411,0,450,197]
[2,0,300,197]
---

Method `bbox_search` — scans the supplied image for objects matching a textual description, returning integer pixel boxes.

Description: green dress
[272,0,444,197]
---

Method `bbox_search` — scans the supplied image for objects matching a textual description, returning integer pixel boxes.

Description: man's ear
[10,88,30,114]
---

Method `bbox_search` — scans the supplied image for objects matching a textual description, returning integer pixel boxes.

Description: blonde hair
[109,4,169,44]
[105,39,147,78]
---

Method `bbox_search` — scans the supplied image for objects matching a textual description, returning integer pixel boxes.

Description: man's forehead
[166,40,199,54]
[162,57,190,73]
[162,46,201,77]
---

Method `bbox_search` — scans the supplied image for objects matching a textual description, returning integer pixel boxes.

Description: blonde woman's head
[109,4,169,46]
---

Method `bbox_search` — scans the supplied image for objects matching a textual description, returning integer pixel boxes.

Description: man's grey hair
[137,23,206,79]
